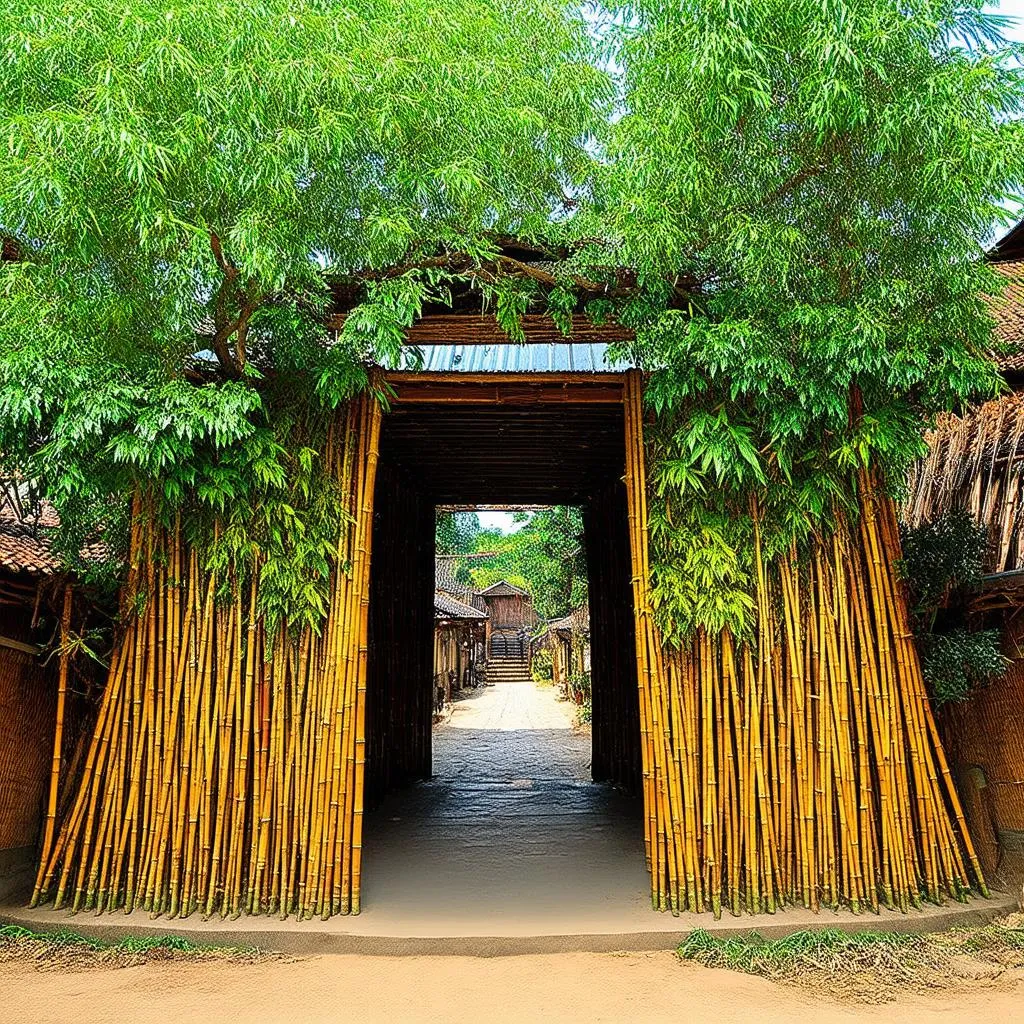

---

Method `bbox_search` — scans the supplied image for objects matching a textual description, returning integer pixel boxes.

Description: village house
[535,604,591,705]
[475,579,535,663]
[901,231,1024,879]
[432,577,487,712]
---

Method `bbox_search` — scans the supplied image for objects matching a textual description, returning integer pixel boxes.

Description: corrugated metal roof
[401,343,625,374]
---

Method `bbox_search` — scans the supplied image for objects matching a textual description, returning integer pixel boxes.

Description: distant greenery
[435,511,482,556]
[2,0,1023,644]
[464,507,588,621]
[900,510,1009,703]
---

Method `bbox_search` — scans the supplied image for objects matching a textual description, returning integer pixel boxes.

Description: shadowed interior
[365,397,641,804]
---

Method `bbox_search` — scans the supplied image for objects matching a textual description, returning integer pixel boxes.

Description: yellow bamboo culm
[623,372,986,916]
[32,392,382,919]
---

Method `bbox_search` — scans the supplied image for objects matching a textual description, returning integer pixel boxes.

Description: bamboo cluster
[623,372,986,915]
[905,393,1024,573]
[31,394,382,919]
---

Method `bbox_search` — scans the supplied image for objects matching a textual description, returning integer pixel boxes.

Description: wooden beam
[383,374,626,405]
[0,634,43,656]
[329,312,634,346]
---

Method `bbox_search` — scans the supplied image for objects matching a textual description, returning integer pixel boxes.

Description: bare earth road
[2,949,1022,1024]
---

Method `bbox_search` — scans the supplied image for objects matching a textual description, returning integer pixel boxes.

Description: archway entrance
[361,374,648,923]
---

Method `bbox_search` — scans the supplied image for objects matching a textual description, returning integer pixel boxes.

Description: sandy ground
[2,949,1022,1024]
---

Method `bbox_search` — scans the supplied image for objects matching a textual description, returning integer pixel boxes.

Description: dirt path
[2,949,1021,1024]
[358,678,648,934]
[433,677,591,781]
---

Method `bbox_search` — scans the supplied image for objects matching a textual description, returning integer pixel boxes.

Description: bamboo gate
[28,375,985,919]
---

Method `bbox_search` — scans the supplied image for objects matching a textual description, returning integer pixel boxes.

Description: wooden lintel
[383,373,626,405]
[0,634,43,656]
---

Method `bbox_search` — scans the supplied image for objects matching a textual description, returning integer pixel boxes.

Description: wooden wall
[366,461,435,804]
[485,594,532,630]
[0,610,54,857]
[940,616,1024,877]
[584,479,642,792]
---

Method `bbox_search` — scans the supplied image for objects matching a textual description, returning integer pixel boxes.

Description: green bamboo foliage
[624,372,986,916]
[31,393,382,919]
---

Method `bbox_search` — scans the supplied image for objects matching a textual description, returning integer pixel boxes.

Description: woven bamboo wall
[940,617,1024,874]
[0,633,55,852]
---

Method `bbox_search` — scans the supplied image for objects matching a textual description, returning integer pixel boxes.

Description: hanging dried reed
[905,393,1024,573]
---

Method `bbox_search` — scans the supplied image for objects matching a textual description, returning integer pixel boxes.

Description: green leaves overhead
[588,0,1024,638]
[0,0,607,611]
[3,0,1024,643]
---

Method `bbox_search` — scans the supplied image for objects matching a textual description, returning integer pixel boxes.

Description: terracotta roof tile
[0,502,105,576]
[989,261,1024,372]
[434,591,488,621]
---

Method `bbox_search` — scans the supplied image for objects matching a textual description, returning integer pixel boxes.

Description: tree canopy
[0,0,607,610]
[578,0,1024,640]
[460,508,587,621]
[3,0,1024,639]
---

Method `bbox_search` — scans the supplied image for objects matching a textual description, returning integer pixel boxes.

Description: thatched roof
[904,393,1024,574]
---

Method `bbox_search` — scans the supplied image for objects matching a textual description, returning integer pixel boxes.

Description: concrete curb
[2,892,1018,958]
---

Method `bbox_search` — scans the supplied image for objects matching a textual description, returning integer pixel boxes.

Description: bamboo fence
[25,375,990,921]
[30,393,382,919]
[905,393,1024,573]
[623,372,987,915]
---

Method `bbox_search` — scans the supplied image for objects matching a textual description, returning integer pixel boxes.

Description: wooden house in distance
[433,591,487,711]
[535,604,590,704]
[476,580,535,661]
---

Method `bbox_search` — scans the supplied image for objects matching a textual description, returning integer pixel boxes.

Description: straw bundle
[624,372,985,915]
[30,393,381,919]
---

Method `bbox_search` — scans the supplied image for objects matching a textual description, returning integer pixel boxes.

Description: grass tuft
[677,918,1024,1003]
[0,923,276,973]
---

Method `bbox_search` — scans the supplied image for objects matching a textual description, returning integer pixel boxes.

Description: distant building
[475,580,535,661]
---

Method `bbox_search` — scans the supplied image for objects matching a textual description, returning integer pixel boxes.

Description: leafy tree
[435,510,481,555]
[578,0,1024,641]
[900,510,1008,703]
[467,507,587,620]
[0,0,608,618]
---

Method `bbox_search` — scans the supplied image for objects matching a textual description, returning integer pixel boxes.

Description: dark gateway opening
[362,385,645,917]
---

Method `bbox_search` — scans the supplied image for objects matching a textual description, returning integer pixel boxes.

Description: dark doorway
[361,392,645,921]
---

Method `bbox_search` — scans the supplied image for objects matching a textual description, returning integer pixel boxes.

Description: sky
[477,510,531,533]
[995,0,1024,38]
